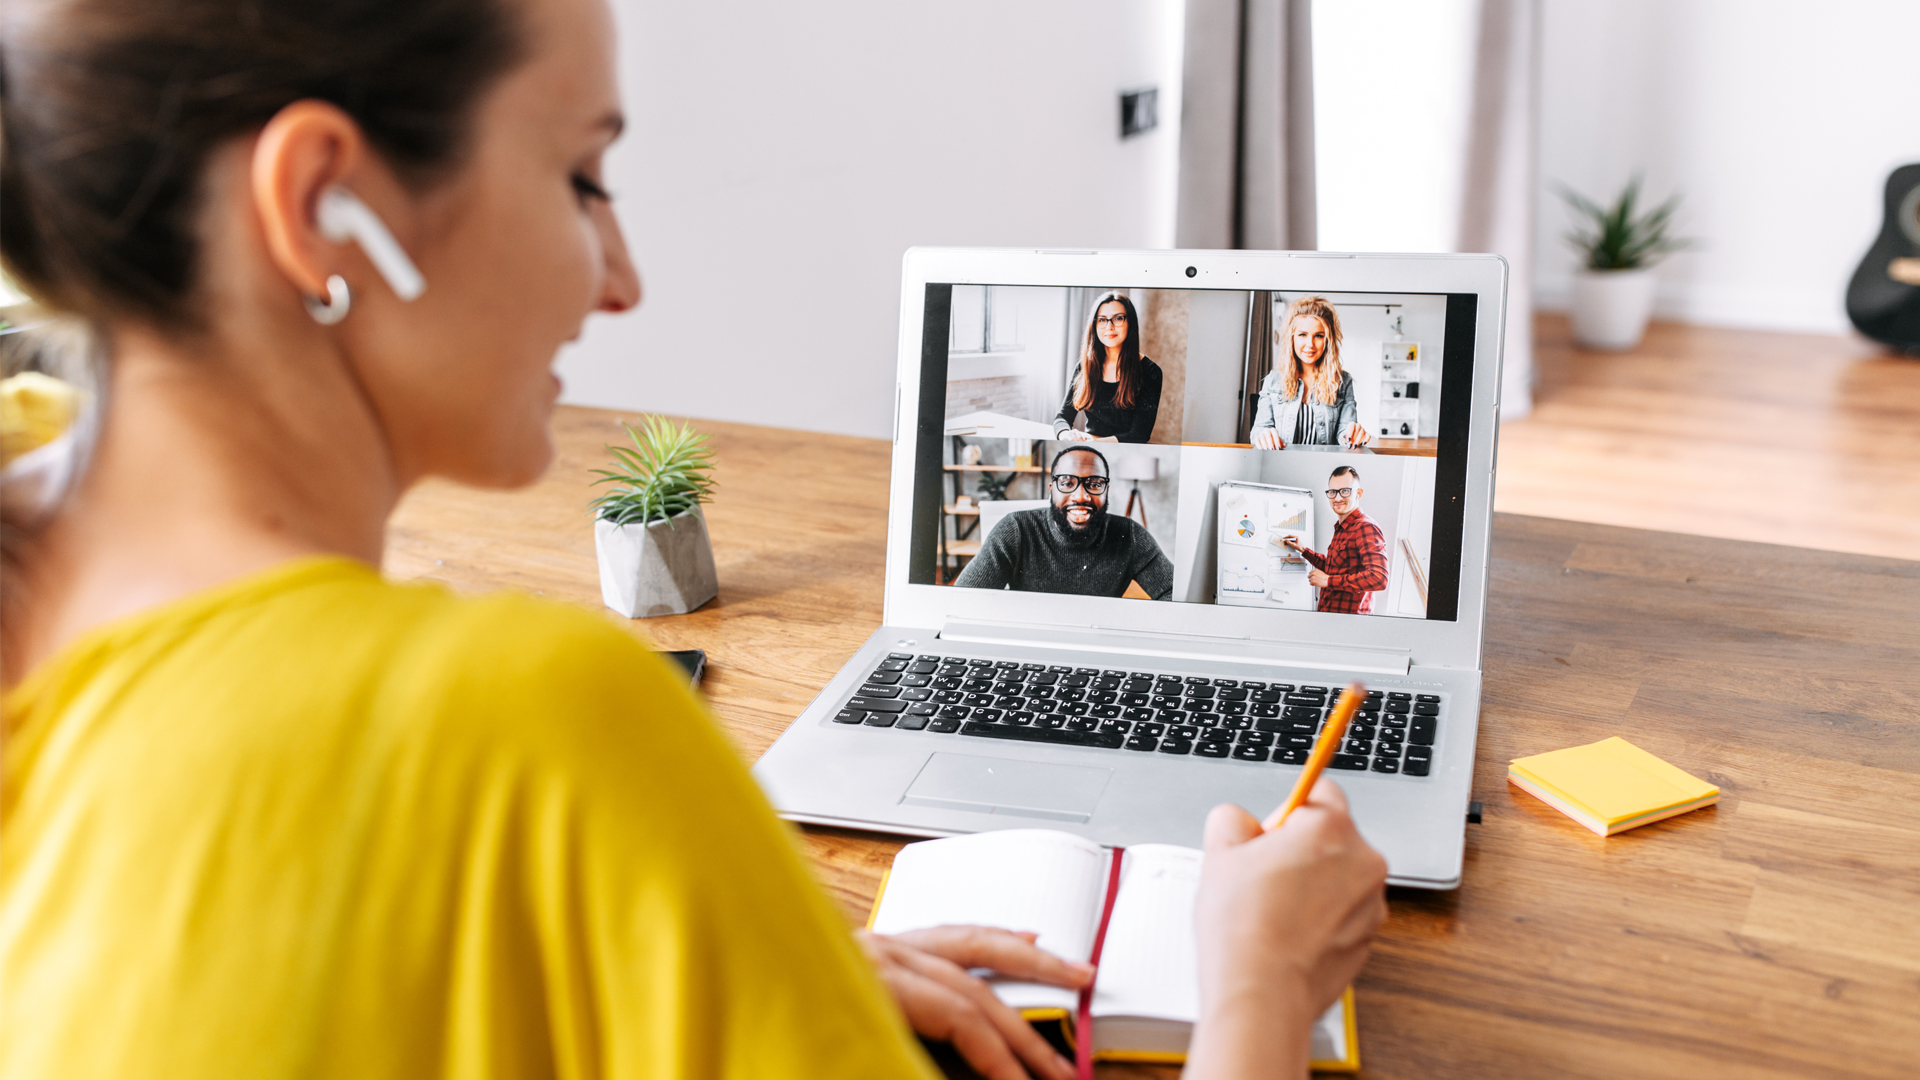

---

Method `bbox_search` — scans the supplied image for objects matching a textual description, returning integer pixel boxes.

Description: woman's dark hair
[1072,292,1144,411]
[0,0,525,329]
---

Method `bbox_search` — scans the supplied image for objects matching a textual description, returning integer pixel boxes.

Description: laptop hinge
[938,619,1412,677]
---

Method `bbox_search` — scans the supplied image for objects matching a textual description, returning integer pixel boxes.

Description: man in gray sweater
[955,446,1173,600]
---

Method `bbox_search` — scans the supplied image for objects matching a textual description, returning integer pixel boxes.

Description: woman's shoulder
[1138,356,1163,379]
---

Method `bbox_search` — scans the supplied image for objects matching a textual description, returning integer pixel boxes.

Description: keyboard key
[1283,705,1322,722]
[1056,689,1088,703]
[1250,690,1283,704]
[1232,744,1271,762]
[961,678,993,693]
[1028,671,1060,685]
[1047,665,1072,673]
[1403,753,1432,777]
[1060,702,1091,717]
[887,652,913,661]
[1119,693,1150,708]
[1065,717,1099,732]
[1302,685,1329,694]
[1158,738,1194,755]
[1187,700,1217,715]
[1035,714,1066,729]
[896,713,930,731]
[1273,747,1309,765]
[1007,711,1037,726]
[1183,676,1211,685]
[1409,717,1437,745]
[1089,691,1119,705]
[1416,693,1441,703]
[1185,684,1217,699]
[849,697,907,713]
[1217,701,1249,717]
[1198,727,1234,742]
[1344,738,1374,756]
[857,685,902,699]
[1371,757,1400,774]
[928,718,962,733]
[901,675,932,688]
[1382,713,1408,730]
[907,703,938,715]
[1250,703,1281,719]
[1156,709,1191,725]
[876,660,908,673]
[1216,687,1249,701]
[1100,720,1132,735]
[1122,707,1155,723]
[863,712,897,728]
[1169,725,1200,740]
[1020,662,1045,671]
[1329,754,1370,771]
[834,709,864,724]
[1216,716,1252,731]
[1093,705,1122,719]
[1267,683,1295,693]
[1194,740,1232,758]
[963,694,994,708]
[1124,734,1159,752]
[960,722,1123,749]
[1374,741,1401,757]
[1283,693,1325,707]
[1378,727,1404,745]
[972,708,1004,724]
[1414,701,1440,716]
[1280,733,1315,749]
[1236,730,1274,747]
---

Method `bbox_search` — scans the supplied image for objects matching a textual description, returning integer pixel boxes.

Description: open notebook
[868,829,1358,1071]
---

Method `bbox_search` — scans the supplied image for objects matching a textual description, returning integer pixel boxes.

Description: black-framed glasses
[1095,314,1128,328]
[1052,474,1111,495]
[1325,486,1356,499]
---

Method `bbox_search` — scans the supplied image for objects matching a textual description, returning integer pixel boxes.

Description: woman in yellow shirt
[0,2,1389,1079]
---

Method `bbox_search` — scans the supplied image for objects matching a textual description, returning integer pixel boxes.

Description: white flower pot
[1569,267,1659,351]
[594,508,718,618]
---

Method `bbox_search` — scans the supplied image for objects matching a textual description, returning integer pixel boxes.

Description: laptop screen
[906,284,1477,622]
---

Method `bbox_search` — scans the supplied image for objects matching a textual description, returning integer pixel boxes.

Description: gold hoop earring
[304,274,352,326]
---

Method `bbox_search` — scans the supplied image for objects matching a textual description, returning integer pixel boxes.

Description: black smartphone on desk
[662,649,707,686]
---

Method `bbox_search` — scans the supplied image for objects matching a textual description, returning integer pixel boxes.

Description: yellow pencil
[1264,681,1367,830]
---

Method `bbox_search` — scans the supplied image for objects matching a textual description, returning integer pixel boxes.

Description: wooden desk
[388,405,1920,1080]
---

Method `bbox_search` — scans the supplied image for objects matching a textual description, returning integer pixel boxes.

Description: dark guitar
[1847,163,1920,352]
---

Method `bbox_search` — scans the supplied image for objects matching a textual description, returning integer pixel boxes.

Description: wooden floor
[1494,315,1920,562]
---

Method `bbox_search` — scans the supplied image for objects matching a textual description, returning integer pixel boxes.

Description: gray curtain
[1235,291,1274,441]
[1458,0,1539,418]
[1176,0,1316,251]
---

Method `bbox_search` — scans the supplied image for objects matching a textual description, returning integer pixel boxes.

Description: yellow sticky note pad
[1508,737,1718,836]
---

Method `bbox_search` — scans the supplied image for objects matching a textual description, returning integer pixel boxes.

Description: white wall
[1535,0,1920,333]
[559,0,1187,439]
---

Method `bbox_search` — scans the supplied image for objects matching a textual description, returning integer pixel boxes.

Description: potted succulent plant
[1560,176,1690,350]
[590,416,719,618]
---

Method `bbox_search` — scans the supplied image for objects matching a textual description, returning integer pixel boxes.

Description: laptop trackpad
[900,753,1112,823]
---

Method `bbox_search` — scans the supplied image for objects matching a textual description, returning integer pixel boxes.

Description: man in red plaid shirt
[1282,465,1388,614]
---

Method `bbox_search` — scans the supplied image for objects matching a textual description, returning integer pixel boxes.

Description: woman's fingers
[891,925,1093,989]
[892,944,1076,1080]
[891,964,1039,1080]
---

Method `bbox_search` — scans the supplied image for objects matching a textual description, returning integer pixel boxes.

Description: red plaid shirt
[1298,507,1388,614]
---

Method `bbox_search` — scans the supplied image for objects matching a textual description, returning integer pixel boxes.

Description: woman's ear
[249,101,369,300]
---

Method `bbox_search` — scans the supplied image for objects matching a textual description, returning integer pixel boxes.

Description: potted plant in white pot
[1560,176,1690,350]
[590,416,719,618]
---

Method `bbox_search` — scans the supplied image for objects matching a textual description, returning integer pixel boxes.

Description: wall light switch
[1120,87,1158,139]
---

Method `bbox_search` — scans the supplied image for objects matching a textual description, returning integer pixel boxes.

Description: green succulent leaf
[589,415,718,525]
[1557,174,1693,271]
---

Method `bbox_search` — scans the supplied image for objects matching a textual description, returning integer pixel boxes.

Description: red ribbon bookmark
[1076,846,1126,1080]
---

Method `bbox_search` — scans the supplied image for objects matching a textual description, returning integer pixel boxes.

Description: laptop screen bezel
[880,247,1507,673]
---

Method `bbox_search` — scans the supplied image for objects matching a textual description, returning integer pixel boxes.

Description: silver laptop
[753,247,1505,889]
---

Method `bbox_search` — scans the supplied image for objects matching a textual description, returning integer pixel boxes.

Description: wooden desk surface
[388,405,1920,1080]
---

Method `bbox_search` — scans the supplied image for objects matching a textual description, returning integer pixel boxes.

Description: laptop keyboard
[832,653,1441,777]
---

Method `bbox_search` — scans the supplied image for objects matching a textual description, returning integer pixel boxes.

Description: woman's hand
[1184,780,1388,1080]
[1251,428,1286,450]
[858,925,1089,1080]
[1308,567,1330,588]
[1345,422,1373,448]
[1057,428,1092,443]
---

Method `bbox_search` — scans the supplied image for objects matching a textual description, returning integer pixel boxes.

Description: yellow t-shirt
[0,557,937,1080]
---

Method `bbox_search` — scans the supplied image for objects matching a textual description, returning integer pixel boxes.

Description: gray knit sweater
[953,508,1173,599]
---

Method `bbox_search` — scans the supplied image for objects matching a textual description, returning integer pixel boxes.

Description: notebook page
[1090,844,1203,1022]
[869,830,1108,1012]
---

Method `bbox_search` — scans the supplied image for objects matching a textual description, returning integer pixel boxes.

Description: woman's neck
[1103,347,1123,380]
[2,323,401,687]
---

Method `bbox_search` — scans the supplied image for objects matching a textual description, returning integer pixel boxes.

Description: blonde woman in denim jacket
[1250,296,1373,450]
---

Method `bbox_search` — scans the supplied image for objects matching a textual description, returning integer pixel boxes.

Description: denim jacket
[1250,369,1358,446]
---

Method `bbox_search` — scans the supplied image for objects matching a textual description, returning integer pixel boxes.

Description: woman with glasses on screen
[1052,292,1164,444]
[1250,295,1372,450]
[0,1,1386,1077]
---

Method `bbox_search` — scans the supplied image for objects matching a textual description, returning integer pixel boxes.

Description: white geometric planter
[594,507,719,618]
[1569,267,1659,351]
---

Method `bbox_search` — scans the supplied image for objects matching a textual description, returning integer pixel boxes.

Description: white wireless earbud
[316,187,427,302]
